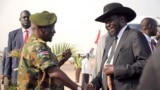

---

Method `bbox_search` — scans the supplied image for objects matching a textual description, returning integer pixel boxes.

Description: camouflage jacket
[17,35,61,90]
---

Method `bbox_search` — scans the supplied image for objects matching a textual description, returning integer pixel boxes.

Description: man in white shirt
[92,33,110,79]
[81,53,91,87]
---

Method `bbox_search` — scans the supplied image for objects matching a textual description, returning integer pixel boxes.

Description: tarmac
[61,61,94,90]
[61,62,82,90]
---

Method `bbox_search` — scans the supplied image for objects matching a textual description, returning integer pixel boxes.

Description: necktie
[151,39,156,51]
[107,36,118,63]
[106,36,117,90]
[24,30,29,43]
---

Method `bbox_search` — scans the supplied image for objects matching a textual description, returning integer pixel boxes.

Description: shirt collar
[154,39,158,43]
[117,25,127,39]
[143,33,152,43]
[22,27,32,33]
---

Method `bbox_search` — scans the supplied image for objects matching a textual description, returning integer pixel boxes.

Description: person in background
[4,10,31,88]
[0,47,8,84]
[17,11,82,90]
[154,25,160,42]
[92,33,111,79]
[0,53,3,89]
[0,54,3,79]
[155,25,160,47]
[137,47,160,90]
[74,53,82,83]
[0,53,3,80]
[85,2,150,90]
[81,53,91,87]
[140,17,157,52]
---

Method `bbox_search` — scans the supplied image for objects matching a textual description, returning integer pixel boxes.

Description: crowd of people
[0,2,160,90]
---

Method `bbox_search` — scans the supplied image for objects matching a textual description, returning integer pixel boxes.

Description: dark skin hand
[84,83,95,90]
[103,64,114,75]
[47,66,79,90]
[84,65,114,90]
[58,49,72,67]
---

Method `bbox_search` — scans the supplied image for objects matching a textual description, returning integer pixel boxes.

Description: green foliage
[8,84,17,90]
[8,49,21,58]
[72,55,82,68]
[8,86,17,90]
[51,42,82,67]
[51,42,80,59]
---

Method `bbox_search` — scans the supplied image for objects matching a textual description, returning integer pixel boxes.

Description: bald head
[140,17,157,37]
[20,10,30,17]
[19,10,31,29]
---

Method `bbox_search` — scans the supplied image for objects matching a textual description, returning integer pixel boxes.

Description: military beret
[30,11,57,26]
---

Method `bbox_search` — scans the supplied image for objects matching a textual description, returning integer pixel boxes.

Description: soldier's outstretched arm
[47,66,81,90]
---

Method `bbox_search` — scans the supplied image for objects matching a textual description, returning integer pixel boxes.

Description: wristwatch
[77,86,81,90]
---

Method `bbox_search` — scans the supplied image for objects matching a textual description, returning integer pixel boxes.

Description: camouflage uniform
[17,35,61,90]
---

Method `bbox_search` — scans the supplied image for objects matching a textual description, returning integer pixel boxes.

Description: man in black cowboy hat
[85,2,151,90]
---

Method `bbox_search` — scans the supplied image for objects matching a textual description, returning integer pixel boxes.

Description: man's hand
[103,64,114,75]
[61,49,72,62]
[58,49,72,67]
[84,83,95,90]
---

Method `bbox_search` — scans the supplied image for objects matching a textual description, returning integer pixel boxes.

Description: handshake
[79,83,96,90]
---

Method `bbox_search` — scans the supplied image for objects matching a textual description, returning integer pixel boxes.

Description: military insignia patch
[37,51,49,57]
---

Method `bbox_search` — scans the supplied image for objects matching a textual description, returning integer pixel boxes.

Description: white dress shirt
[105,25,127,65]
[81,57,91,74]
[143,33,155,52]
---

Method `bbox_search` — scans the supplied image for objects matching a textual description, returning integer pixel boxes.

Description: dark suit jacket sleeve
[137,48,160,90]
[113,31,151,80]
[91,71,103,89]
[4,32,12,77]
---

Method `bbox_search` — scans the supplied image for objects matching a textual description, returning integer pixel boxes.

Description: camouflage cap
[30,11,57,26]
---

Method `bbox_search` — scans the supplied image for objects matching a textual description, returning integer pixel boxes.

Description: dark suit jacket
[91,27,151,90]
[4,28,23,84]
[137,47,160,90]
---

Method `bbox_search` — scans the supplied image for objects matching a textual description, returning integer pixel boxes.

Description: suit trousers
[82,73,89,84]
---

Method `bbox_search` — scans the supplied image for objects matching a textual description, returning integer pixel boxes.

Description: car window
[128,24,140,30]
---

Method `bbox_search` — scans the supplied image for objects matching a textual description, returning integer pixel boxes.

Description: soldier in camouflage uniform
[17,11,81,90]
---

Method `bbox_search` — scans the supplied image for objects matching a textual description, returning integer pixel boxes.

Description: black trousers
[82,73,89,85]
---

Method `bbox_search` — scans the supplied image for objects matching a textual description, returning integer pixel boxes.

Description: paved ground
[61,62,82,90]
[61,60,95,90]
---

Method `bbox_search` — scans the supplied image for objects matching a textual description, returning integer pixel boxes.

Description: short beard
[108,33,115,37]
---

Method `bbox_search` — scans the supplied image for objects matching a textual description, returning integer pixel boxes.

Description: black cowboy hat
[95,3,136,23]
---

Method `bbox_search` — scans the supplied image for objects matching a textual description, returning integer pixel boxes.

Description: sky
[0,0,160,54]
